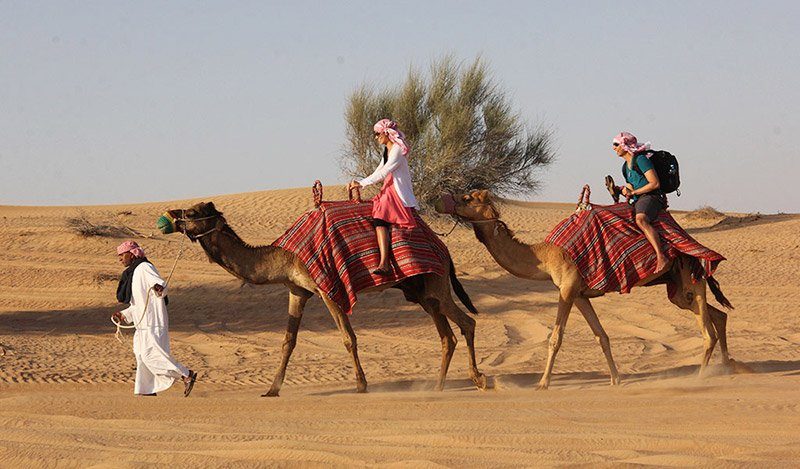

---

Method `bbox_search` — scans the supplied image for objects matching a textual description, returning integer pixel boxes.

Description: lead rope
[112,235,187,345]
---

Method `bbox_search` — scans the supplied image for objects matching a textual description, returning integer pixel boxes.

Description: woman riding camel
[613,131,669,274]
[347,118,418,276]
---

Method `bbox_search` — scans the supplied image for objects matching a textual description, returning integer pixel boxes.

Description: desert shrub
[342,56,555,210]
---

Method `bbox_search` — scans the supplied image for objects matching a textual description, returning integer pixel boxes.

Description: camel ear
[475,190,490,202]
[461,194,473,202]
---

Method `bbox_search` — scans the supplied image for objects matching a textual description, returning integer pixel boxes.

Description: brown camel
[436,190,733,390]
[162,202,487,396]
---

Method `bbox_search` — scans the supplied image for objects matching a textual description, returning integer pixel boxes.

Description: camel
[162,202,487,396]
[435,190,733,390]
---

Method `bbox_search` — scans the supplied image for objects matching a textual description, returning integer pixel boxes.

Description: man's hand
[153,284,165,296]
[621,184,634,199]
[111,311,127,324]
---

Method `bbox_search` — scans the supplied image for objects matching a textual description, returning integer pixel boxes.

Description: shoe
[372,267,391,276]
[183,370,198,397]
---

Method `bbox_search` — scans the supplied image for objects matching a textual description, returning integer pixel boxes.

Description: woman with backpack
[613,131,669,274]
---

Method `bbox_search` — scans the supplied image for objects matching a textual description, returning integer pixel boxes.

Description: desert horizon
[2,185,799,466]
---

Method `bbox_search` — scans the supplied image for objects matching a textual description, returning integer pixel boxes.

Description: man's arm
[631,168,661,196]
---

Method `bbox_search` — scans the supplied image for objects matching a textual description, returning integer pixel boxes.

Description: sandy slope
[1,186,799,466]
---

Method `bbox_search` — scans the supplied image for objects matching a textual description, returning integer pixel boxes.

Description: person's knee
[635,213,649,226]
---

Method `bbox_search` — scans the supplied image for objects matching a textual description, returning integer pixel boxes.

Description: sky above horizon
[1,1,798,213]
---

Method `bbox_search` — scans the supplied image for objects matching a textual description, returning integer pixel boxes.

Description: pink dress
[371,172,417,229]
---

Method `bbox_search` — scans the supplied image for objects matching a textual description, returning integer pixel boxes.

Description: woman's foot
[372,266,391,276]
[654,256,669,275]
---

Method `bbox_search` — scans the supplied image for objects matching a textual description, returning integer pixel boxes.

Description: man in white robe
[112,241,197,396]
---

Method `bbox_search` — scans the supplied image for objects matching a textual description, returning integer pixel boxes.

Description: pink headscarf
[116,240,145,258]
[612,131,651,155]
[374,118,410,156]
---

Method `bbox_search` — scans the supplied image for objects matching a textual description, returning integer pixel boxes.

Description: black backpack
[629,150,681,196]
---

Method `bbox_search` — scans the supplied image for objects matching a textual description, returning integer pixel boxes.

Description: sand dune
[2,186,799,466]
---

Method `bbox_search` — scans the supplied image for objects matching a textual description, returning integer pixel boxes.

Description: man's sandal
[183,370,198,397]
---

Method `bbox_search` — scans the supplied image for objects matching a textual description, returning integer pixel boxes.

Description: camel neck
[198,227,292,285]
[471,220,551,280]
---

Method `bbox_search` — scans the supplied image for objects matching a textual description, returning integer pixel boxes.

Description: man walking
[112,241,197,396]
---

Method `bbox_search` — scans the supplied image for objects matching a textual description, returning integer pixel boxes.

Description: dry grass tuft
[66,214,141,238]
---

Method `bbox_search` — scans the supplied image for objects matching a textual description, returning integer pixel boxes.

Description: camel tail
[449,259,479,315]
[708,276,734,309]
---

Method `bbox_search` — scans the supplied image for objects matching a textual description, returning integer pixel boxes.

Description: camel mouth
[434,193,456,215]
[156,212,177,234]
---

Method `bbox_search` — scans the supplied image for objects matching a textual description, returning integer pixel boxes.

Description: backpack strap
[631,153,647,177]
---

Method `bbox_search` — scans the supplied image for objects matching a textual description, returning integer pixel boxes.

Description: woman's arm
[358,145,403,187]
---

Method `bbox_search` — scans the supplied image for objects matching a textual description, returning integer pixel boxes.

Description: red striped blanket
[272,200,449,314]
[544,203,725,294]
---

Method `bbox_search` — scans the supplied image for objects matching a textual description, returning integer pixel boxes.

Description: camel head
[159,202,224,241]
[435,190,500,222]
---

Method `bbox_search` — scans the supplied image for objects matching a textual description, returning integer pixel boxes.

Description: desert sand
[1,186,799,467]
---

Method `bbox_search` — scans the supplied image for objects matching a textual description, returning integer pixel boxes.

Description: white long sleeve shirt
[358,144,418,208]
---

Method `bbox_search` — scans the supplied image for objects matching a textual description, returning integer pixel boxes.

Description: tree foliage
[342,56,555,209]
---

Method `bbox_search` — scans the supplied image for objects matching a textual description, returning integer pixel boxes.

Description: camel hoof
[434,383,445,392]
[356,382,368,393]
[472,373,488,390]
[610,376,621,386]
[536,383,549,391]
[262,389,280,397]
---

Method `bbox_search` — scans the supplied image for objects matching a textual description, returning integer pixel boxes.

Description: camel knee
[549,327,563,352]
[442,334,457,352]
[458,315,476,336]
[595,332,610,350]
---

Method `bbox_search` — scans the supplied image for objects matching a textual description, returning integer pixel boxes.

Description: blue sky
[1,1,798,213]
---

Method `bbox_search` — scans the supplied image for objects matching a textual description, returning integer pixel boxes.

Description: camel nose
[434,193,456,214]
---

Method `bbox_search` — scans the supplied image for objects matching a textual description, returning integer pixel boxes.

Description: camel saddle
[272,183,449,314]
[545,202,725,294]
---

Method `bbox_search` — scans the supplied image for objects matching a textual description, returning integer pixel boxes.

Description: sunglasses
[612,142,620,147]
[374,132,382,137]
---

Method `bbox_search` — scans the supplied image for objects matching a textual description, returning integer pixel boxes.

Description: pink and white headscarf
[612,131,651,155]
[374,118,410,156]
[116,240,145,258]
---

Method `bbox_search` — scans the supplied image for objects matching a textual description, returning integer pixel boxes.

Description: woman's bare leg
[376,226,390,271]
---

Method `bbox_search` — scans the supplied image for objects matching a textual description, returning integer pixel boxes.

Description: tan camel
[162,202,487,396]
[436,190,733,390]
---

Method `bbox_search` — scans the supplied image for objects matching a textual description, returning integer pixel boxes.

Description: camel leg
[692,284,717,376]
[320,295,368,393]
[420,301,458,391]
[537,290,574,390]
[574,297,620,386]
[708,305,731,365]
[263,290,310,397]
[438,299,487,390]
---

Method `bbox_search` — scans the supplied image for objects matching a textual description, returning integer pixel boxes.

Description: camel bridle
[172,210,224,240]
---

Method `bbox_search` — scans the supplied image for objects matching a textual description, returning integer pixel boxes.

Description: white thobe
[120,262,189,395]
